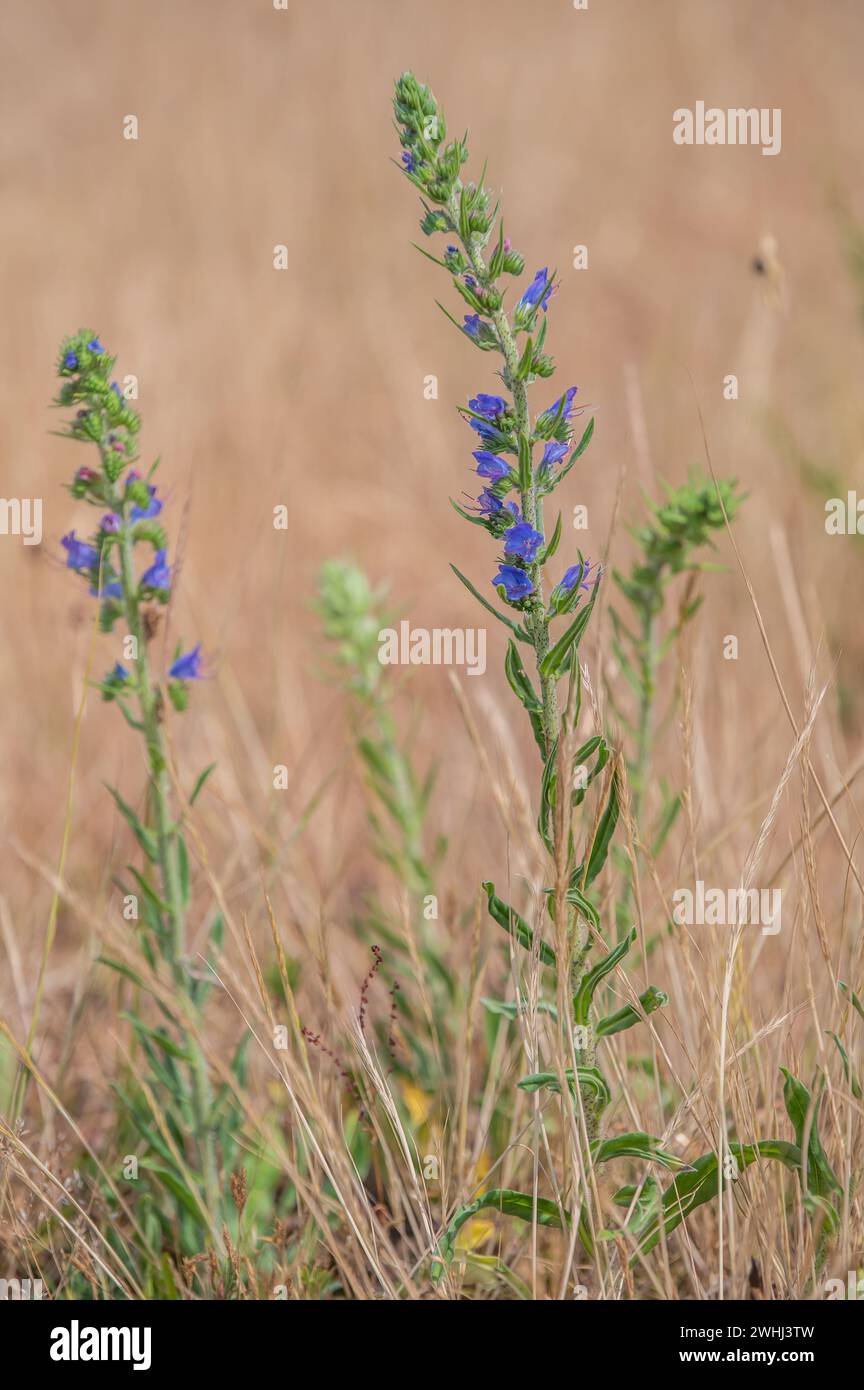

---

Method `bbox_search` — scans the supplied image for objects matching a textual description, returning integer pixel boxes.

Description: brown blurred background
[1,0,863,1078]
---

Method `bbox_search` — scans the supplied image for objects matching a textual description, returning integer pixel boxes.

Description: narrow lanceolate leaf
[450,564,531,641]
[538,586,597,680]
[434,1189,569,1273]
[591,1132,692,1173]
[632,1141,802,1259]
[189,762,217,807]
[517,1065,611,1112]
[582,764,621,888]
[826,1032,862,1099]
[596,985,668,1038]
[482,882,556,968]
[780,1068,843,1222]
[540,511,562,564]
[481,996,558,1022]
[105,785,159,863]
[573,927,637,1025]
[553,416,595,489]
[504,639,546,756]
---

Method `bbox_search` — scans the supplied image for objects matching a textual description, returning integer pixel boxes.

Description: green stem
[448,190,559,752]
[107,460,221,1233]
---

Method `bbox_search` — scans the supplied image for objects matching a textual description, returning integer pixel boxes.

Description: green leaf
[540,511,562,564]
[106,785,158,863]
[517,1065,611,1112]
[780,1068,843,1219]
[591,1131,692,1173]
[539,587,597,680]
[481,996,558,1022]
[582,765,621,888]
[482,882,556,968]
[450,564,531,641]
[434,1188,569,1274]
[633,1140,802,1258]
[504,640,546,756]
[826,1032,862,1099]
[189,762,216,807]
[138,1160,209,1224]
[552,417,595,489]
[596,985,668,1038]
[573,927,636,1026]
[120,1013,193,1063]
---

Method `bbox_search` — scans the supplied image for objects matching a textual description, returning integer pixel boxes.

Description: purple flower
[446,245,458,256]
[493,564,535,603]
[517,267,555,313]
[463,314,481,339]
[540,440,569,471]
[169,644,203,680]
[473,450,509,482]
[401,150,416,173]
[503,522,544,563]
[464,274,477,289]
[74,466,98,486]
[61,530,98,572]
[101,512,121,534]
[141,549,171,592]
[111,663,130,682]
[63,351,78,371]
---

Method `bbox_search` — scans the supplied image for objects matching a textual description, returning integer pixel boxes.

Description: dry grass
[1,0,863,1300]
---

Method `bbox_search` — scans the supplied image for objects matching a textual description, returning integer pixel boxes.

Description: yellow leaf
[455,1218,495,1253]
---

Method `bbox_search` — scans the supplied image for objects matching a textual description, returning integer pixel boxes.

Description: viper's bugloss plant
[611,476,743,830]
[393,74,843,1279]
[48,331,232,1259]
[316,560,454,1091]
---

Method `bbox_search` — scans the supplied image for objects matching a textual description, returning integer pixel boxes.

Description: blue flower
[61,530,98,572]
[463,314,481,339]
[63,351,78,371]
[446,245,458,256]
[503,522,544,563]
[540,440,569,471]
[169,644,203,680]
[540,386,578,428]
[493,564,535,602]
[469,393,507,419]
[126,477,162,520]
[561,559,595,593]
[473,450,509,481]
[141,549,171,591]
[475,488,503,515]
[464,274,477,290]
[517,267,555,313]
[88,338,104,353]
[111,382,124,402]
[94,580,123,600]
[111,663,130,682]
[401,150,416,173]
